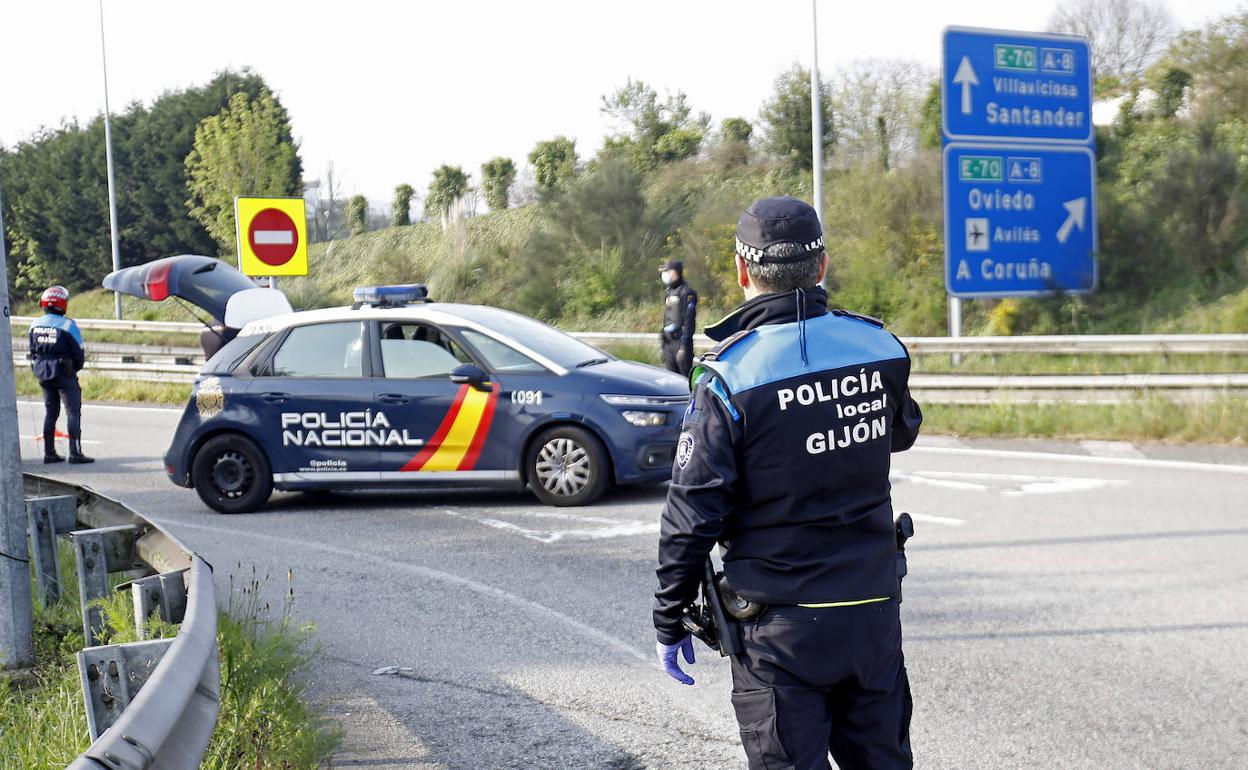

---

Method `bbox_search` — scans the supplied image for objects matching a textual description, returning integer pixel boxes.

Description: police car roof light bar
[352,284,430,309]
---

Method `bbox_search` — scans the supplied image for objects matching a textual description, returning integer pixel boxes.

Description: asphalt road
[19,401,1248,769]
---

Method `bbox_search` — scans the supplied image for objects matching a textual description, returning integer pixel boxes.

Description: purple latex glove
[656,635,696,685]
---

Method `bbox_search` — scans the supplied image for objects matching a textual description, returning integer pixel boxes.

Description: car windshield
[455,307,612,369]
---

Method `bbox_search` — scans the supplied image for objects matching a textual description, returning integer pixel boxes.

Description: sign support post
[948,296,963,366]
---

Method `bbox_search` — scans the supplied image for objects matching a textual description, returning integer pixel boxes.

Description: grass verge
[923,397,1248,444]
[0,543,339,768]
[14,369,192,406]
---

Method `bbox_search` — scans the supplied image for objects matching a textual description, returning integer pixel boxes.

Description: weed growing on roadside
[201,566,341,769]
[0,547,338,770]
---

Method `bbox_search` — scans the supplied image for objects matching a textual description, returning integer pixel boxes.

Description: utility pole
[810,0,824,228]
[99,0,123,320]
[0,183,34,671]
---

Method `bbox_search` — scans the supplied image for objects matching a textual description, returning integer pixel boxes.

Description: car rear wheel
[191,434,273,514]
[527,425,608,507]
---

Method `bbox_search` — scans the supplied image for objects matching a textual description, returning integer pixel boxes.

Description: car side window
[378,322,471,378]
[460,329,547,374]
[270,322,364,378]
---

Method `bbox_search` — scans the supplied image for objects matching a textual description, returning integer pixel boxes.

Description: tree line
[0,70,300,299]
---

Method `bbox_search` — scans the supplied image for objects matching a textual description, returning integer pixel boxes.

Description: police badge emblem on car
[195,377,225,419]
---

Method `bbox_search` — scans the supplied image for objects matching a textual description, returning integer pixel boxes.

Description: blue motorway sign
[942,26,1093,144]
[943,143,1097,298]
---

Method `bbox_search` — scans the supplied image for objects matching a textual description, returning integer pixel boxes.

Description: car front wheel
[191,434,273,514]
[526,425,609,507]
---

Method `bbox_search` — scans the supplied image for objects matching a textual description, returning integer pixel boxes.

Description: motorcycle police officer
[658,260,697,376]
[653,197,922,769]
[29,286,93,464]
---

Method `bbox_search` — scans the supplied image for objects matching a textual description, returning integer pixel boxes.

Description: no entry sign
[234,196,309,276]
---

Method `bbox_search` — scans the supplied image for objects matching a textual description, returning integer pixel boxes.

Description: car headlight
[600,394,689,407]
[620,410,667,427]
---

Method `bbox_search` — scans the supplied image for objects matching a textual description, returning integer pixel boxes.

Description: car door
[250,320,380,484]
[370,320,512,481]
[453,327,566,473]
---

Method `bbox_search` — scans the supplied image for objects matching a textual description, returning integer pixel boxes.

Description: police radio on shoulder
[352,284,430,308]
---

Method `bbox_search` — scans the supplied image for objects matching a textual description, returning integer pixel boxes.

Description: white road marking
[909,446,1248,476]
[441,507,658,543]
[1001,477,1128,497]
[891,471,987,492]
[914,435,969,449]
[145,516,650,664]
[1080,440,1146,460]
[892,469,1129,497]
[906,512,967,527]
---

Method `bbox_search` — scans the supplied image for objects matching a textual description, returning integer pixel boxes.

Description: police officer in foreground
[29,286,93,464]
[658,260,697,376]
[653,197,922,769]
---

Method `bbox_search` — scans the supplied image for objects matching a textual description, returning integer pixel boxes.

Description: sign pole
[99,0,123,321]
[948,295,963,367]
[0,182,34,671]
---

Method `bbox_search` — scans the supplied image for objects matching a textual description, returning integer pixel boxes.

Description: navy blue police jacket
[653,286,922,644]
[28,313,85,383]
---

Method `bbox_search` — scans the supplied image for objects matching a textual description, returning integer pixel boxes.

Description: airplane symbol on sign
[965,217,989,252]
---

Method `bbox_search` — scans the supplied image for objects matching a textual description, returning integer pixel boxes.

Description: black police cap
[735,196,824,264]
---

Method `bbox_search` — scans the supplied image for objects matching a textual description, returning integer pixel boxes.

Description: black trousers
[660,337,693,377]
[729,601,913,770]
[40,375,82,439]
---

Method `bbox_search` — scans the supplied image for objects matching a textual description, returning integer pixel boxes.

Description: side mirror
[449,364,491,391]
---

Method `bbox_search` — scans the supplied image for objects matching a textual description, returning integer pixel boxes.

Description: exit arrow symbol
[1056,197,1087,244]
[953,56,979,115]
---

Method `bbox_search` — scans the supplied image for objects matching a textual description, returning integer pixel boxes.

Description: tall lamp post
[99,0,122,320]
[811,0,824,228]
[0,183,34,672]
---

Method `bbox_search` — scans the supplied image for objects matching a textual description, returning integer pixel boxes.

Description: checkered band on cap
[735,236,825,263]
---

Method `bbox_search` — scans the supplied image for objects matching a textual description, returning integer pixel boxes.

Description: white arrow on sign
[1056,197,1087,244]
[953,56,979,115]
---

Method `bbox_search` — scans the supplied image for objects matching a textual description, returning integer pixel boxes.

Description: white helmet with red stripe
[40,285,69,313]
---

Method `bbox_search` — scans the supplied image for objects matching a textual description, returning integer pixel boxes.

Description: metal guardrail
[22,474,218,770]
[12,316,1248,355]
[11,316,203,335]
[10,317,1248,401]
[569,330,1248,355]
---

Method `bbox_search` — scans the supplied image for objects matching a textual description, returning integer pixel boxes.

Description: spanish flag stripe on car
[401,385,499,472]
[456,389,499,471]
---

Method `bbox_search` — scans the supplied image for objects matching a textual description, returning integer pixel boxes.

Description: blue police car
[104,256,689,513]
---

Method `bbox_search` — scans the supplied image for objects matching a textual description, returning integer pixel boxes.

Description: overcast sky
[1,0,1241,203]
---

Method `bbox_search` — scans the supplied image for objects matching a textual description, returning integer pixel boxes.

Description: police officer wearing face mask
[28,285,94,464]
[658,260,697,377]
[653,197,922,770]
